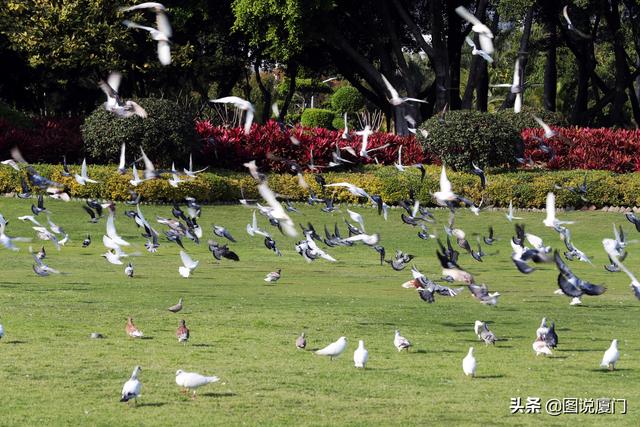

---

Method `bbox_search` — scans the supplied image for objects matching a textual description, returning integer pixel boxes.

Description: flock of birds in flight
[0,2,633,405]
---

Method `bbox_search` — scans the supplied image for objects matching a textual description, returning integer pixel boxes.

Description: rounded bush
[0,101,33,129]
[331,86,365,114]
[300,108,336,129]
[81,98,196,167]
[495,108,568,133]
[419,110,521,170]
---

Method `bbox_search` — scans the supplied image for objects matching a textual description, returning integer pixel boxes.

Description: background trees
[1,0,639,129]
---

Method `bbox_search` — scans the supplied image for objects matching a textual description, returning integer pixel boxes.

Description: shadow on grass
[589,368,632,373]
[6,340,27,345]
[191,343,215,348]
[476,374,505,379]
[200,392,237,398]
[561,348,599,352]
[138,402,166,407]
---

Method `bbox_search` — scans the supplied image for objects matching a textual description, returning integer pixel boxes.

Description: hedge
[300,108,336,129]
[3,164,640,208]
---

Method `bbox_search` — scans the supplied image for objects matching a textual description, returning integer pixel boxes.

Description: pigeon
[213,225,236,242]
[74,158,99,185]
[264,269,281,283]
[468,283,501,305]
[346,209,365,232]
[600,339,620,371]
[562,5,591,39]
[344,233,380,246]
[455,6,493,54]
[433,165,458,205]
[82,234,91,248]
[533,115,557,139]
[554,251,606,300]
[482,226,495,245]
[324,182,370,199]
[18,177,31,199]
[353,340,369,369]
[603,241,640,299]
[296,332,307,349]
[183,154,208,177]
[129,164,146,186]
[106,212,130,247]
[208,240,240,262]
[545,321,558,349]
[176,319,189,343]
[536,318,549,339]
[167,298,183,313]
[117,143,127,174]
[544,193,574,228]
[505,200,522,222]
[533,335,553,356]
[625,212,640,232]
[0,321,3,339]
[126,317,144,338]
[121,4,172,66]
[462,347,476,377]
[474,321,496,345]
[394,330,412,352]
[178,250,199,278]
[125,262,134,278]
[264,236,282,255]
[210,96,255,134]
[175,370,220,399]
[464,36,493,62]
[315,336,347,360]
[99,72,147,118]
[31,195,46,216]
[380,74,427,106]
[120,366,142,404]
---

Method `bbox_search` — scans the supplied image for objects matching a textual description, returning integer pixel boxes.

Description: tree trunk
[430,0,450,112]
[543,20,557,111]
[501,6,534,110]
[253,56,271,124]
[278,62,298,122]
[602,0,630,126]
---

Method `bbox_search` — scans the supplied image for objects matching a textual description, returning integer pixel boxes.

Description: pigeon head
[468,347,475,355]
[176,370,184,376]
[611,339,618,347]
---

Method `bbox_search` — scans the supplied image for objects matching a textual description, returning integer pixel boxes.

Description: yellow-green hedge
[2,164,640,208]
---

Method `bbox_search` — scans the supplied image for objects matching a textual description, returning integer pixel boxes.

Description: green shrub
[495,108,568,132]
[0,101,33,129]
[81,98,197,167]
[3,164,640,208]
[300,108,336,129]
[331,86,365,114]
[419,110,521,171]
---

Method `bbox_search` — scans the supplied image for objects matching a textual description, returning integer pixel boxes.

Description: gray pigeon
[474,320,496,345]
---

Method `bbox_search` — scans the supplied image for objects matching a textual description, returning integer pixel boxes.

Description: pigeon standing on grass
[462,347,477,377]
[353,340,369,369]
[175,370,220,399]
[315,337,347,360]
[176,319,189,343]
[600,339,620,371]
[120,366,142,405]
[168,298,183,313]
[394,330,412,352]
[296,332,307,349]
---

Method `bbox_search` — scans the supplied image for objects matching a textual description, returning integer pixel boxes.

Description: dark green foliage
[81,98,197,167]
[0,101,32,129]
[300,108,336,129]
[495,108,568,132]
[419,110,521,170]
[330,85,365,114]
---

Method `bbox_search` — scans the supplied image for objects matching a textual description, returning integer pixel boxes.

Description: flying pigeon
[474,321,496,345]
[210,96,255,134]
[315,336,347,360]
[380,73,427,106]
[464,36,493,62]
[99,73,147,118]
[455,6,494,54]
[175,370,220,399]
[121,3,172,66]
[74,158,99,185]
[178,250,199,278]
[505,200,522,222]
[120,366,142,404]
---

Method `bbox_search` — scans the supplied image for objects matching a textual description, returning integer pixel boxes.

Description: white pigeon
[122,6,172,66]
[462,347,477,377]
[536,318,549,338]
[433,165,457,204]
[533,115,557,139]
[505,200,522,222]
[315,336,347,360]
[74,159,99,185]
[344,233,380,246]
[125,262,134,278]
[394,145,405,171]
[346,209,365,232]
[543,192,574,228]
[0,322,4,339]
[175,370,220,398]
[140,148,158,179]
[353,340,369,369]
[341,112,349,139]
[512,59,522,113]
[99,72,148,118]
[178,250,199,278]
[102,250,124,265]
[394,330,412,352]
[168,162,182,188]
[183,154,208,177]
[257,180,297,238]
[106,212,130,246]
[525,233,550,252]
[246,210,271,238]
[324,182,370,199]
[210,96,255,134]
[356,125,372,157]
[533,335,553,356]
[18,215,42,226]
[570,296,582,306]
[380,73,427,106]
[455,6,494,54]
[305,233,337,262]
[129,164,146,186]
[464,36,493,63]
[118,142,127,174]
[600,339,620,370]
[120,366,142,404]
[604,242,640,298]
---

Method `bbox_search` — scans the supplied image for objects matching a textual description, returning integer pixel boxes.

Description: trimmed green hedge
[300,108,336,129]
[331,85,365,114]
[2,164,640,208]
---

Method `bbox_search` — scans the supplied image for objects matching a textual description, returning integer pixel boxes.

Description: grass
[0,196,638,426]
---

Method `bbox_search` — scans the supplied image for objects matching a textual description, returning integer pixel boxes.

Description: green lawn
[0,196,637,426]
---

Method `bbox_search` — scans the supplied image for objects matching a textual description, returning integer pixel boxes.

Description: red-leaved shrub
[522,127,640,173]
[197,120,429,172]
